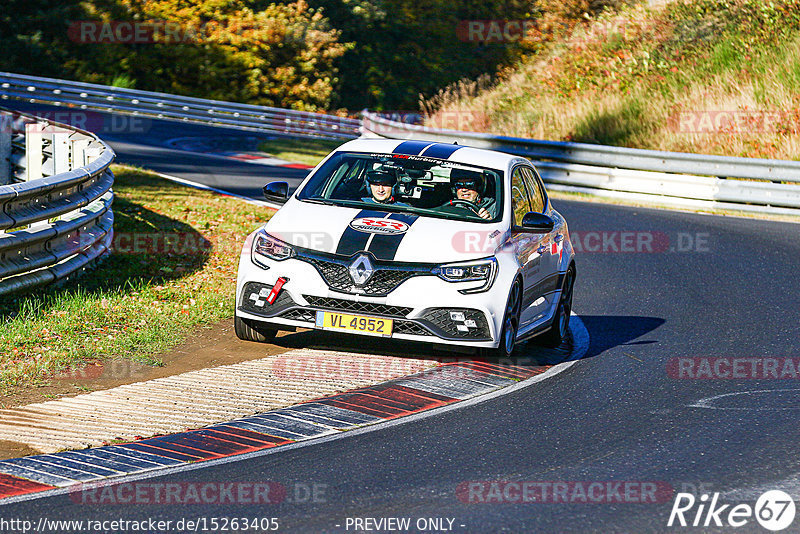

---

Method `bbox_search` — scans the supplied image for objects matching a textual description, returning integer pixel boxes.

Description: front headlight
[252,231,295,269]
[435,257,498,294]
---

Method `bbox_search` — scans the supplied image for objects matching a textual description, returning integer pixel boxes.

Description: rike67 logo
[668,490,796,531]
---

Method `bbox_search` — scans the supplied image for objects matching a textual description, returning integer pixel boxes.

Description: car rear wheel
[234,315,278,343]
[484,279,522,359]
[538,267,575,348]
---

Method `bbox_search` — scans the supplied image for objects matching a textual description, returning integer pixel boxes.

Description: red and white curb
[165,136,314,169]
[219,152,313,169]
[0,314,587,504]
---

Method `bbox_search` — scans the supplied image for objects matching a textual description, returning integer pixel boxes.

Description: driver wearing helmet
[361,169,408,205]
[444,168,494,220]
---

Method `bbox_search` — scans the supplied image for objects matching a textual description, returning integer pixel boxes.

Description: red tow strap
[266,277,288,304]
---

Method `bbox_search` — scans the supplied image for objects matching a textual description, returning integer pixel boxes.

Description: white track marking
[689,388,800,411]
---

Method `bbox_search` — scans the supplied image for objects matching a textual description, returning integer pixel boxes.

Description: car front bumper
[235,252,513,349]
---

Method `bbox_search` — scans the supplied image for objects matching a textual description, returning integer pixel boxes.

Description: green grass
[258,137,346,166]
[0,166,272,396]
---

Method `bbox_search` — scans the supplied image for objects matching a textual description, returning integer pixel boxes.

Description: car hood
[264,198,506,263]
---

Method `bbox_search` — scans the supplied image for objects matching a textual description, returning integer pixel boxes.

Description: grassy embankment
[425,0,800,160]
[258,137,345,166]
[0,167,272,398]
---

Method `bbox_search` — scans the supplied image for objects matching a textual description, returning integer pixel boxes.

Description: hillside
[424,0,800,160]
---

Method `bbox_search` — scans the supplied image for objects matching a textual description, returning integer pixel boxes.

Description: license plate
[315,311,393,337]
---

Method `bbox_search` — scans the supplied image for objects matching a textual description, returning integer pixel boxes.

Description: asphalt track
[3,102,800,532]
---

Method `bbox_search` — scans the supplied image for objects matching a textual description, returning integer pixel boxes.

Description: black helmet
[450,168,485,196]
[365,169,398,187]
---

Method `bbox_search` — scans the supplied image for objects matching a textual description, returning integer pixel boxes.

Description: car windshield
[296,151,504,223]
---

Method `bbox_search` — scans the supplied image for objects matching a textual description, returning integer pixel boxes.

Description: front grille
[306,258,353,291]
[419,308,491,340]
[364,270,416,295]
[304,296,412,318]
[279,309,316,323]
[240,282,296,317]
[297,251,434,297]
[394,321,433,336]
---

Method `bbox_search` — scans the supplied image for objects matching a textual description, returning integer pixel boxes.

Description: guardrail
[0,107,114,296]
[0,71,360,140]
[362,111,800,216]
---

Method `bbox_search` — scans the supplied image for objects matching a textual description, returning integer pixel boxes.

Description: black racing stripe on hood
[394,140,434,155]
[366,213,419,261]
[335,210,387,256]
[420,143,464,159]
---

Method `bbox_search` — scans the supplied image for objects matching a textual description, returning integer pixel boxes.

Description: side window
[511,167,531,226]
[521,167,546,213]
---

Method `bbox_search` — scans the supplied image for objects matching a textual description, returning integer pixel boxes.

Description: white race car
[235,139,575,357]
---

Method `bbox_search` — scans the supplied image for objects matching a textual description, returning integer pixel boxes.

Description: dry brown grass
[423,0,800,160]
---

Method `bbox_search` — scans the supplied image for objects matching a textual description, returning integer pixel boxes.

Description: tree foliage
[307,0,538,110]
[0,0,632,111]
[1,0,348,110]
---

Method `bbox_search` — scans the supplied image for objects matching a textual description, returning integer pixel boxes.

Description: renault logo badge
[349,254,374,286]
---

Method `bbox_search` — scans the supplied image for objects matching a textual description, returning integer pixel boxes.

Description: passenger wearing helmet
[443,168,494,220]
[361,169,408,205]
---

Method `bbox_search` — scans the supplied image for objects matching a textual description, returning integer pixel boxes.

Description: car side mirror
[520,212,555,233]
[263,181,289,203]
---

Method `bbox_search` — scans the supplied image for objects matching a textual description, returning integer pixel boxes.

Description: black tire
[234,315,278,343]
[484,279,522,359]
[538,267,575,348]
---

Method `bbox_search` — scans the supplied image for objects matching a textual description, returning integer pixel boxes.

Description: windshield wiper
[302,197,336,206]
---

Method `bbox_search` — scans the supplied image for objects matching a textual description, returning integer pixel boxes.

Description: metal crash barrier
[362,111,800,216]
[0,107,114,296]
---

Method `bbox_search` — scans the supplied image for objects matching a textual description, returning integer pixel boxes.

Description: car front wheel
[538,267,575,348]
[234,315,278,343]
[484,279,522,359]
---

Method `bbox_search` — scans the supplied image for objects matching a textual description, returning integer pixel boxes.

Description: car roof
[333,138,526,171]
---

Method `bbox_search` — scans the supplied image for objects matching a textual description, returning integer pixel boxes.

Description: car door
[508,166,551,329]
[521,166,563,317]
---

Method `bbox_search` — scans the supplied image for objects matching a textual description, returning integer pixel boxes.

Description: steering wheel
[450,199,483,215]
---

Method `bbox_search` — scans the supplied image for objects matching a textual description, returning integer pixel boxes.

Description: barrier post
[0,113,10,184]
[71,139,89,169]
[51,130,71,174]
[25,122,43,181]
